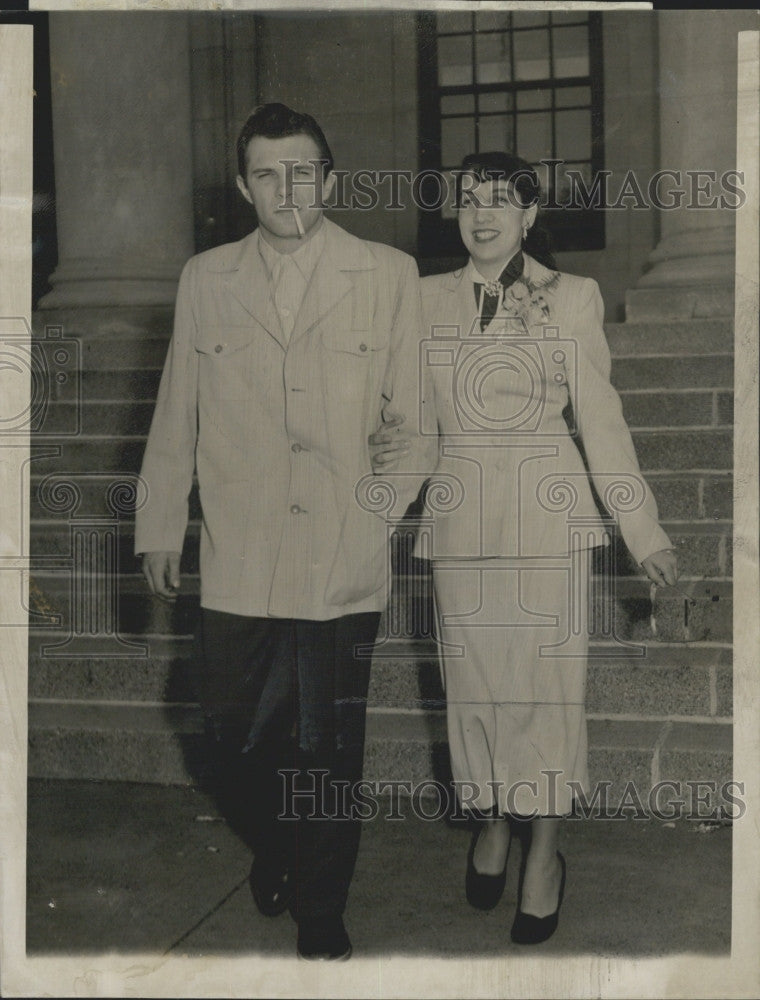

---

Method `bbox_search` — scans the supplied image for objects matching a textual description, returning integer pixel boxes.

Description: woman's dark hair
[455,151,557,270]
[236,102,334,178]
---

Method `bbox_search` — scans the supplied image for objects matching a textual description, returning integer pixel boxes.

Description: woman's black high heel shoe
[510,851,566,944]
[465,825,509,910]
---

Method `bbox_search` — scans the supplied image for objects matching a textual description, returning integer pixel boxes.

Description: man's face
[457,177,537,271]
[237,133,336,251]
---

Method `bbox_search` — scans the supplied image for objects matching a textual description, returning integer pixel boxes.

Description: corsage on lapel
[502,270,560,326]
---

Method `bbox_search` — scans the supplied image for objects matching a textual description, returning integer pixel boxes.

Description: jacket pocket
[195,326,256,403]
[195,326,254,357]
[321,328,389,356]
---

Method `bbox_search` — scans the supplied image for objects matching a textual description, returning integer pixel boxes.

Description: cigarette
[292,206,305,237]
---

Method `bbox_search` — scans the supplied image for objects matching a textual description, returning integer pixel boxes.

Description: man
[135,103,429,960]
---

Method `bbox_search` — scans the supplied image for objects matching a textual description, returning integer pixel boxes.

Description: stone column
[39,12,195,309]
[628,11,757,320]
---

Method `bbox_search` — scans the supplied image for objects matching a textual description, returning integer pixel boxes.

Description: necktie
[274,254,301,342]
[474,251,524,331]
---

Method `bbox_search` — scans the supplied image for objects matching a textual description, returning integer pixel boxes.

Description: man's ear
[236,175,253,206]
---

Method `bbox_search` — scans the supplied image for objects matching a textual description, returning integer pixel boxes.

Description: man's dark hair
[236,102,334,178]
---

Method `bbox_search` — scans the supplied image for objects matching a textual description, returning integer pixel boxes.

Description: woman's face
[457,177,537,274]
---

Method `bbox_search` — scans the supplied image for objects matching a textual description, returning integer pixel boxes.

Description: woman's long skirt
[432,548,592,817]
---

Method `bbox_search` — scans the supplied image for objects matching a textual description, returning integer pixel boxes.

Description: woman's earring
[522,222,529,240]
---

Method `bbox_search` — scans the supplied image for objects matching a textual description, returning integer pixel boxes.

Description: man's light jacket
[135,219,433,619]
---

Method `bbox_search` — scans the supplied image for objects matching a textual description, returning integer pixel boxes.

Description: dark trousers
[193,608,380,921]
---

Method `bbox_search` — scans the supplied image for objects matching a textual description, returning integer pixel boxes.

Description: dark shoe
[297,915,352,961]
[465,826,509,910]
[249,857,293,917]
[510,851,566,945]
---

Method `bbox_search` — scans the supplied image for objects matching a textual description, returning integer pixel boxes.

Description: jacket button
[214,344,223,353]
[359,343,367,352]
[290,504,302,514]
[291,443,302,453]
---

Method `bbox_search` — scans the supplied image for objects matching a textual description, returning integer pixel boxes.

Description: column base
[38,257,187,309]
[625,284,734,322]
[630,226,735,320]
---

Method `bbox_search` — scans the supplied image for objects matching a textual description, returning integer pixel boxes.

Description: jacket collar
[212,219,378,349]
[440,253,558,294]
[208,217,378,275]
[290,219,378,343]
[522,253,559,289]
[435,253,560,338]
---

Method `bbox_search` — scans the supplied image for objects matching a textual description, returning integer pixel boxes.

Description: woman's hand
[368,412,410,472]
[641,548,679,587]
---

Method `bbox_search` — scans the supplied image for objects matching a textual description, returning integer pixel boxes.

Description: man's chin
[260,224,301,242]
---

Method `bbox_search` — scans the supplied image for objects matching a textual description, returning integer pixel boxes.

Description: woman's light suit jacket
[419,254,672,564]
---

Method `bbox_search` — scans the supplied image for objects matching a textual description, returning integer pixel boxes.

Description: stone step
[27,637,733,720]
[363,714,734,802]
[609,355,733,391]
[28,470,733,523]
[27,701,733,800]
[26,428,734,476]
[37,386,735,437]
[603,317,733,356]
[26,573,733,644]
[33,306,174,345]
[645,472,732,521]
[28,518,733,579]
[79,369,163,401]
[76,336,169,371]
[41,401,157,437]
[630,429,732,471]
[619,389,732,429]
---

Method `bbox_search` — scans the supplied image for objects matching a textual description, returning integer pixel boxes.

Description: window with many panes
[417,10,604,257]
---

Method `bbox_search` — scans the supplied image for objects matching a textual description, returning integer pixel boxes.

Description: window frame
[417,10,605,259]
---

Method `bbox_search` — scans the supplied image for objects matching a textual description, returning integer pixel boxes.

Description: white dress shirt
[258,222,326,342]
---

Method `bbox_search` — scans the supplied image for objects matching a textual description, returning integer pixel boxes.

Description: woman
[371,151,678,944]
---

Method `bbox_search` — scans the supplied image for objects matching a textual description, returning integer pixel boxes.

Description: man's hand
[641,548,679,587]
[141,551,182,602]
[368,412,410,472]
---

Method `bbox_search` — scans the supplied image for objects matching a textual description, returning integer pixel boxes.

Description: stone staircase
[27,310,734,810]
